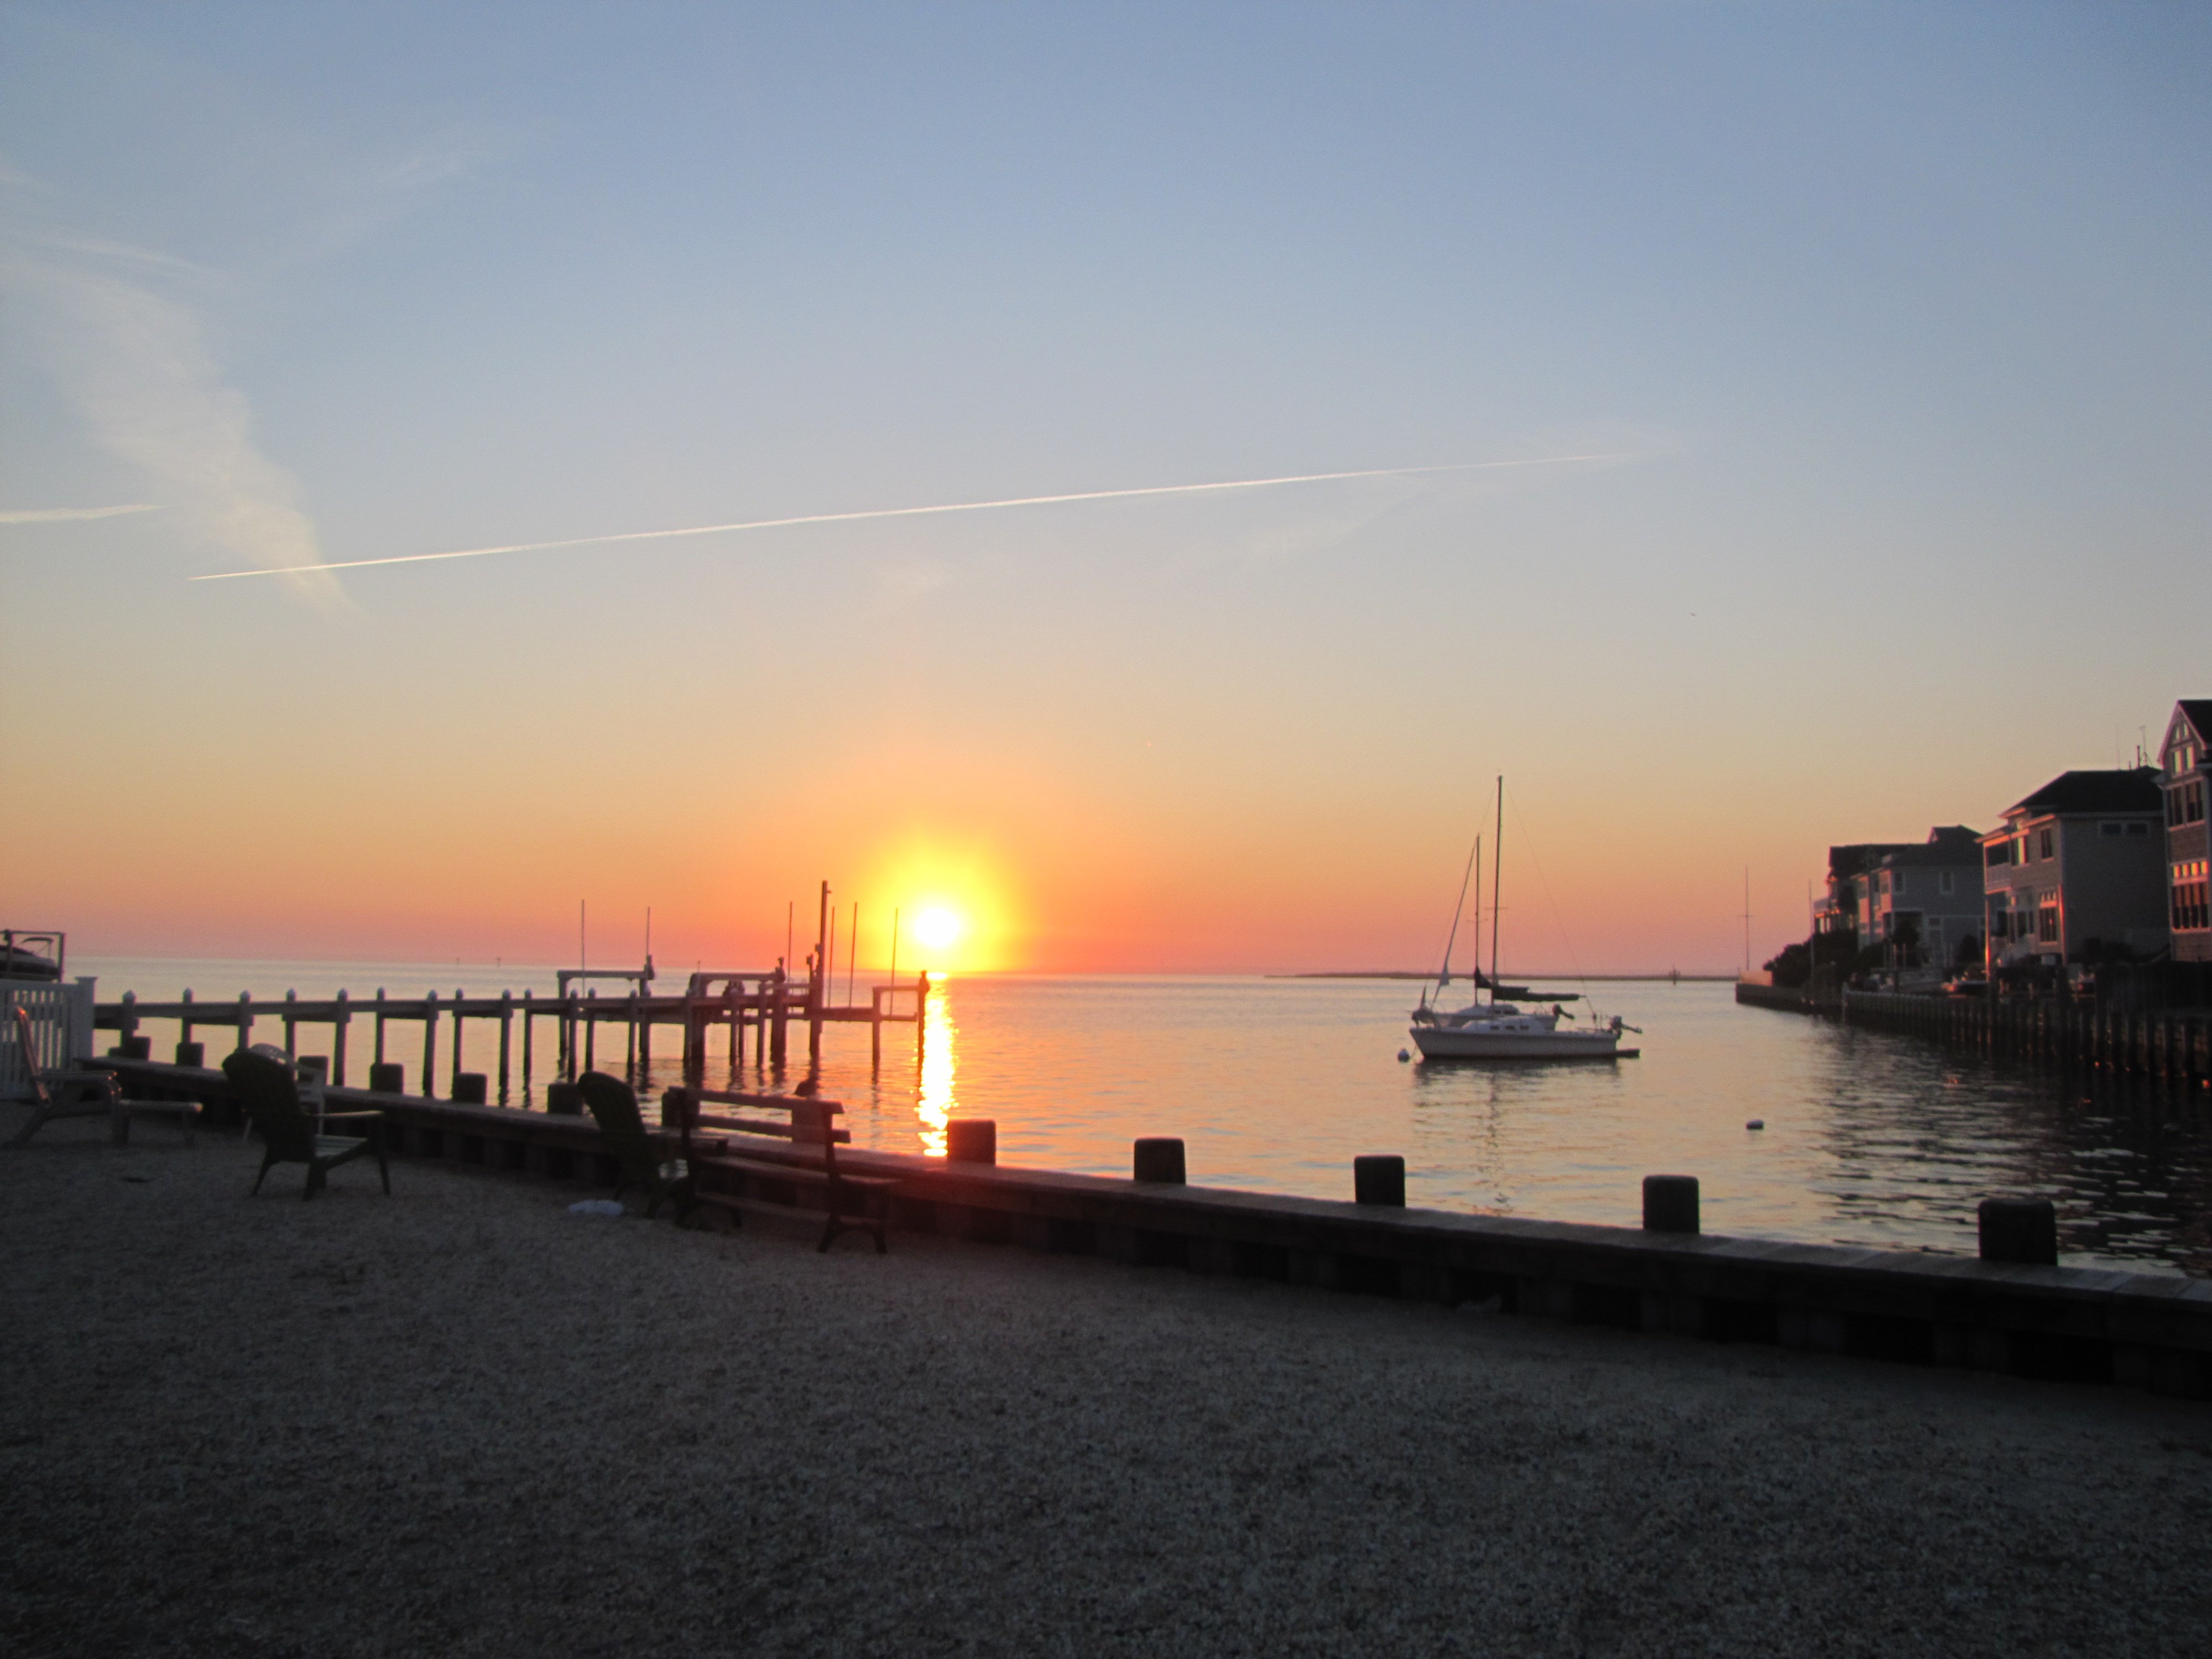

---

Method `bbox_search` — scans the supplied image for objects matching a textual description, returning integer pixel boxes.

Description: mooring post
[639,989,652,1079]
[946,1118,997,1165]
[176,987,202,1068]
[770,968,788,1066]
[498,991,513,1103]
[451,989,467,1095]
[119,990,138,1042]
[1354,1155,1406,1206]
[1642,1175,1700,1234]
[283,989,298,1061]
[521,989,534,1093]
[332,989,349,1086]
[422,990,438,1098]
[808,880,829,1065]
[870,985,883,1071]
[374,988,387,1065]
[915,971,930,1065]
[1133,1137,1186,1183]
[235,991,252,1057]
[1978,1197,2058,1265]
[625,990,638,1083]
[585,989,597,1073]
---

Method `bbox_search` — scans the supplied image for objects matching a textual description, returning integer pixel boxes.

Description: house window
[2037,899,2059,944]
[1940,870,1954,895]
[2128,822,2148,837]
[2104,821,2124,836]
[1893,871,1906,897]
[2038,828,2054,859]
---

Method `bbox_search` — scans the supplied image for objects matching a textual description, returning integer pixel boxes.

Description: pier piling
[1133,1138,1187,1185]
[1354,1155,1407,1207]
[946,1119,997,1165]
[1642,1175,1700,1234]
[1978,1198,2058,1266]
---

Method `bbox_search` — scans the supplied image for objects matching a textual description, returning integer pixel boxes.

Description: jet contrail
[187,453,1623,581]
[1,504,163,524]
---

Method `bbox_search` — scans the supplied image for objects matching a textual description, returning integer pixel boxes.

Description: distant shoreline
[1270,971,1736,982]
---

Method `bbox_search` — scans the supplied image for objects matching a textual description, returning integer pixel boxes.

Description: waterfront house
[1868,827,1984,968]
[2159,699,2212,964]
[1981,769,2167,968]
[1814,842,1917,946]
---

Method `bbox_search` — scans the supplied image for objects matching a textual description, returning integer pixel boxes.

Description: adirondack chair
[221,1047,390,1199]
[7,1004,196,1149]
[577,1070,693,1218]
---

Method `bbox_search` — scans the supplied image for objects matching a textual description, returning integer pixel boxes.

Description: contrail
[186,454,1622,582]
[1,503,162,524]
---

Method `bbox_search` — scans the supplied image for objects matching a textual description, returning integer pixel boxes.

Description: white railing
[1,978,96,1099]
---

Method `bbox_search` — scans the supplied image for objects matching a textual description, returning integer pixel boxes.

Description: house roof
[2004,768,2164,818]
[2174,700,2212,748]
[1826,843,1917,881]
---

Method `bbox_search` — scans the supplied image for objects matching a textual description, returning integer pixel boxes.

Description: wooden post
[237,991,252,1056]
[639,990,651,1079]
[727,982,739,1067]
[770,968,788,1066]
[374,988,388,1065]
[423,990,438,1098]
[871,985,883,1071]
[809,880,828,1065]
[180,986,195,1049]
[119,990,139,1041]
[625,991,638,1082]
[585,989,597,1073]
[283,989,298,1061]
[521,989,534,1093]
[451,989,466,1095]
[498,991,513,1104]
[333,989,349,1086]
[916,971,930,1065]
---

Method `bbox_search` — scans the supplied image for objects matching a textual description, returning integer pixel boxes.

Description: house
[1867,827,1985,968]
[1981,769,2167,968]
[2159,700,2212,964]
[1815,831,1983,964]
[1814,842,1918,947]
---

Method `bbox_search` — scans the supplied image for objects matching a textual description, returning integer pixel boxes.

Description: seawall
[97,1056,2212,1401]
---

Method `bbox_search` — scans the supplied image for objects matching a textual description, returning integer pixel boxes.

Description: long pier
[92,968,931,1102]
[81,1055,2212,1401]
[1735,981,2212,1091]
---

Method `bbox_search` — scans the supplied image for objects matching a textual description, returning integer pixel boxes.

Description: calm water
[82,959,2212,1276]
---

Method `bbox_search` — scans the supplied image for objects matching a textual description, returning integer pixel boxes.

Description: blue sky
[4,3,2208,970]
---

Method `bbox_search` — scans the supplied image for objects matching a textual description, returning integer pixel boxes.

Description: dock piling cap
[1642,1174,1700,1234]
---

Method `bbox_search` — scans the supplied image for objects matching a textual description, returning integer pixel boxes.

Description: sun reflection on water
[916,974,958,1154]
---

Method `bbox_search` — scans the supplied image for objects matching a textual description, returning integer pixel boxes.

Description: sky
[3,2,2208,977]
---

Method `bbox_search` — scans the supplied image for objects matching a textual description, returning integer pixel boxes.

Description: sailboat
[1408,779,1639,1061]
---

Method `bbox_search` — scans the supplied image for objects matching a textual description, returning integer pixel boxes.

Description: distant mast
[1489,776,1504,1006]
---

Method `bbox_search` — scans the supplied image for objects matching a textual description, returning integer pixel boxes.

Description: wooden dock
[93,967,930,1102]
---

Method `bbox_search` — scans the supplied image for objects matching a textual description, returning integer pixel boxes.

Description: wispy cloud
[0,503,163,524]
[2,229,338,602]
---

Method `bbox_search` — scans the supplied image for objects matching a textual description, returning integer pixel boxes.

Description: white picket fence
[1,979,97,1099]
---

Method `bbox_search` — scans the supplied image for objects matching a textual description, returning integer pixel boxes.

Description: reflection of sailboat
[1410,779,1637,1062]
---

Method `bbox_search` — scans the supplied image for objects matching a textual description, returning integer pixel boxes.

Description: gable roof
[2171,700,2212,750]
[2005,768,2163,817]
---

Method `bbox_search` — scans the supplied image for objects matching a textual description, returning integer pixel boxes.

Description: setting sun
[913,907,964,952]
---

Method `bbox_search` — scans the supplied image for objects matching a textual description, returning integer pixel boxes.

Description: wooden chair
[671,1085,894,1253]
[221,1047,389,1199]
[576,1071,693,1219]
[7,1005,196,1149]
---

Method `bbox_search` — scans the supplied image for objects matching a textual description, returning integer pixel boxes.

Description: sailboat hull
[1410,1025,1628,1061]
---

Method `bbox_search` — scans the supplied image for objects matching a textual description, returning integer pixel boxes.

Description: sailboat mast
[1488,775,1504,1005]
[1434,835,1480,999]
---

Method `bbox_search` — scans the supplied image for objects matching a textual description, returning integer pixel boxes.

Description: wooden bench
[665,1086,894,1253]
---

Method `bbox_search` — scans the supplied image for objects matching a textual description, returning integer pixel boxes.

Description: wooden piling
[423,990,438,1098]
[236,990,252,1055]
[451,989,466,1095]
[374,989,388,1065]
[333,989,349,1086]
[521,989,534,1094]
[283,989,298,1061]
[498,991,513,1103]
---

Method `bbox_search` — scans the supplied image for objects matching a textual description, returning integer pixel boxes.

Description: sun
[913,906,964,952]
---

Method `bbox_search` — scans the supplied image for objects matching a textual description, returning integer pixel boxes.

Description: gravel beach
[4,1114,2209,1658]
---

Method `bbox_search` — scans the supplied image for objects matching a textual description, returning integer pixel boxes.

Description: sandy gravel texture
[3,1112,2209,1659]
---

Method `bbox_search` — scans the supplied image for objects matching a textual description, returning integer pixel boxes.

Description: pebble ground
[4,1113,2209,1657]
